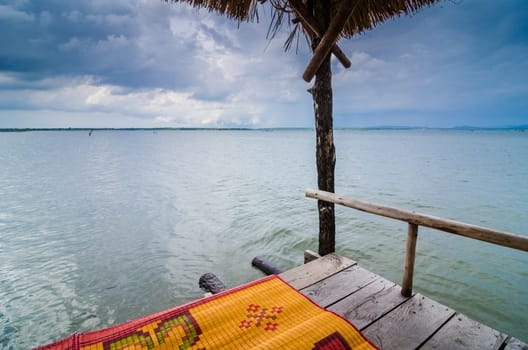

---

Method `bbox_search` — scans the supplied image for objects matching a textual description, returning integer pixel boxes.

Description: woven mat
[35,275,377,350]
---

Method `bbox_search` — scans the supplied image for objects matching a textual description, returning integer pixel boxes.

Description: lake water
[0,129,527,348]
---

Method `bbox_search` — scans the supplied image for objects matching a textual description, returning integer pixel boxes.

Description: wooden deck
[278,253,526,350]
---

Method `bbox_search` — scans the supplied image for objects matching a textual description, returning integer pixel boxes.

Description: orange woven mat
[35,275,377,350]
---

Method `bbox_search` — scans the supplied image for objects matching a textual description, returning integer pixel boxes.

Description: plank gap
[361,294,456,349]
[324,278,378,308]
[498,337,512,350]
[415,311,457,349]
[300,265,379,307]
[329,277,411,330]
[359,291,415,331]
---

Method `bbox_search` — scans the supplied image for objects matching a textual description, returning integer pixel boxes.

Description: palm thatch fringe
[166,0,439,38]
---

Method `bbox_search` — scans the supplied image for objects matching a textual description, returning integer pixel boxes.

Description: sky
[0,0,527,128]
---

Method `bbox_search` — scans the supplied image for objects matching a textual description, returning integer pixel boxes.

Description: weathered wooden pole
[402,223,419,297]
[303,0,357,82]
[198,273,226,294]
[251,256,284,275]
[311,1,336,256]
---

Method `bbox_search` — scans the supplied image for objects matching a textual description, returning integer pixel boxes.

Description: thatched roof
[167,0,439,38]
[167,0,441,81]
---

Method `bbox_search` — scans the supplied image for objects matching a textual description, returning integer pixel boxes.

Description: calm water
[0,129,527,348]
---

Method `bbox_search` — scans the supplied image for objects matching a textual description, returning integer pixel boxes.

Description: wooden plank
[361,294,455,350]
[279,253,355,289]
[505,338,528,350]
[281,253,517,350]
[305,189,528,252]
[420,313,507,350]
[300,265,378,307]
[328,277,409,329]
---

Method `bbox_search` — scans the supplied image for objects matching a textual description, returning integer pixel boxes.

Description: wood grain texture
[300,265,378,307]
[310,23,336,255]
[362,294,455,350]
[281,253,517,349]
[328,277,409,329]
[420,313,507,350]
[279,253,355,289]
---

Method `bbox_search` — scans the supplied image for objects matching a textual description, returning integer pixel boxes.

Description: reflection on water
[0,129,526,348]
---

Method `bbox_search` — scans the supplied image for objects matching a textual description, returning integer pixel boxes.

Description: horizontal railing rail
[305,188,528,296]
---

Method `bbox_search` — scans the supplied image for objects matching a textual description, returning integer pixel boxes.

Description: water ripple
[0,129,527,347]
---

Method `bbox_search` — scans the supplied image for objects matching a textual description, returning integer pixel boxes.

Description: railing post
[402,223,418,297]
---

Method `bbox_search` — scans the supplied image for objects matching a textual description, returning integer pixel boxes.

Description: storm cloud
[0,0,527,128]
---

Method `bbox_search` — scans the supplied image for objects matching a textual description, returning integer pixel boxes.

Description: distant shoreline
[1,126,527,132]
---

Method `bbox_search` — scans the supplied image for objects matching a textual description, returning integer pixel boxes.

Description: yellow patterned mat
[36,275,377,350]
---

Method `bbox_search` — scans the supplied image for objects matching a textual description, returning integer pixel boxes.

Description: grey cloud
[0,4,34,21]
[0,1,205,89]
[0,0,526,128]
[0,0,306,97]
[329,0,528,127]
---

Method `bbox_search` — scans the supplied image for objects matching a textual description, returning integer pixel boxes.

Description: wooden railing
[305,188,528,297]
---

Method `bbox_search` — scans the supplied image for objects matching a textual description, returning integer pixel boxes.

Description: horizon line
[1,125,527,132]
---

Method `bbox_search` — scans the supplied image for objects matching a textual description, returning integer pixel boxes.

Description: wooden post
[198,273,226,294]
[311,1,336,256]
[402,223,418,297]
